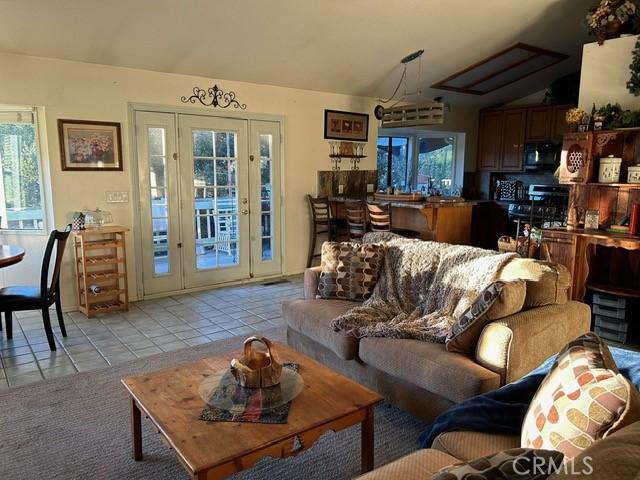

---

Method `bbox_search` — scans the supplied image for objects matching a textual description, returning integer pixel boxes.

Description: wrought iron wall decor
[180,84,247,110]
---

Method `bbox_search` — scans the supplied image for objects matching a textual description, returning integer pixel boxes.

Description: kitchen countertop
[328,196,476,209]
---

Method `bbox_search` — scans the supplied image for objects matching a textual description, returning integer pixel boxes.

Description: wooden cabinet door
[501,109,526,171]
[526,106,552,142]
[542,231,577,297]
[551,105,574,141]
[477,111,504,170]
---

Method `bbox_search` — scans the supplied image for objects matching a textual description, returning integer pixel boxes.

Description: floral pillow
[433,447,564,480]
[316,242,383,302]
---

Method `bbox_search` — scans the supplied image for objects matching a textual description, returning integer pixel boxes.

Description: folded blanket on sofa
[418,346,640,448]
[331,234,516,342]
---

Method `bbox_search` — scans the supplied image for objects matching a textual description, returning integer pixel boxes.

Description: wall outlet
[366,183,374,193]
[338,184,344,194]
[106,191,129,203]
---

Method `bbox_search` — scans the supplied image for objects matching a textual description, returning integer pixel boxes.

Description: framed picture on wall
[58,119,123,171]
[323,109,369,141]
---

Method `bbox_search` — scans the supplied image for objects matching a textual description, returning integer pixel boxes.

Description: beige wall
[579,35,640,110]
[0,52,378,308]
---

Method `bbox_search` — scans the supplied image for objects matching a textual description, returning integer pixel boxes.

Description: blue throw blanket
[419,347,640,448]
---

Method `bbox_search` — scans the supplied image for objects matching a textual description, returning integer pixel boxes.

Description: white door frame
[127,103,287,301]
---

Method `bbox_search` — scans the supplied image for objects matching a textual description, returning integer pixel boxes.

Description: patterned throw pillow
[521,332,640,459]
[445,282,504,353]
[433,448,564,480]
[316,242,383,302]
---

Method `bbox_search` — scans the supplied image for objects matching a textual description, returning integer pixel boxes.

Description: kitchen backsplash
[317,170,377,198]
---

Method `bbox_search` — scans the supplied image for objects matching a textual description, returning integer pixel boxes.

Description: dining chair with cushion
[0,225,72,351]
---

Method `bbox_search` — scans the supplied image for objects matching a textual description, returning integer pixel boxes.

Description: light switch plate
[106,191,129,203]
[338,184,344,194]
[366,183,374,193]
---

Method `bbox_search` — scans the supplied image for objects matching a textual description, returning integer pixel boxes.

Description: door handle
[241,208,249,215]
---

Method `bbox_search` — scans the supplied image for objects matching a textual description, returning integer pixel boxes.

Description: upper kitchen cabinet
[551,105,574,141]
[477,103,574,172]
[526,106,552,142]
[501,109,527,170]
[477,110,504,170]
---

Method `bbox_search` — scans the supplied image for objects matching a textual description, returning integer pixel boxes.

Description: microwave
[524,143,560,171]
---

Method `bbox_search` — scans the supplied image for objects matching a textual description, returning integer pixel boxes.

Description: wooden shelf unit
[73,226,129,318]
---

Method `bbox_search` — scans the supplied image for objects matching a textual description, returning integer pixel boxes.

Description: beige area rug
[0,327,425,479]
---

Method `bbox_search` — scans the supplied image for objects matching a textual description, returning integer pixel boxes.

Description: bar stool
[344,199,367,241]
[366,201,421,238]
[307,195,335,267]
[366,202,392,231]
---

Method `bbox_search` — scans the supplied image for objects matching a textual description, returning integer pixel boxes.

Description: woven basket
[498,236,517,253]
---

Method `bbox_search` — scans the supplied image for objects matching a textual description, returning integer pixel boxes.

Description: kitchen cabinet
[541,229,577,298]
[477,111,503,170]
[551,105,573,140]
[501,109,526,170]
[526,106,552,142]
[477,103,575,172]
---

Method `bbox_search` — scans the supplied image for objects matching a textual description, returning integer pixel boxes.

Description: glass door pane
[250,120,281,278]
[135,111,182,295]
[179,115,250,288]
[192,130,240,270]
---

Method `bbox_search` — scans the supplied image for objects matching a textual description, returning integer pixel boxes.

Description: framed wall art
[323,109,369,142]
[58,119,123,171]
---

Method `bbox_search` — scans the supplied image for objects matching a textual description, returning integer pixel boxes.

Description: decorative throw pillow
[433,448,564,480]
[446,280,525,354]
[316,242,383,302]
[521,332,640,459]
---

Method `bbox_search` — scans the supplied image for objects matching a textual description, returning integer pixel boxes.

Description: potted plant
[586,0,639,44]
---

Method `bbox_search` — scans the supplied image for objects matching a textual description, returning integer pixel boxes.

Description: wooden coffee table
[121,342,383,479]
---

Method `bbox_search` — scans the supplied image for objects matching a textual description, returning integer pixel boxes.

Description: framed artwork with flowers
[58,119,123,171]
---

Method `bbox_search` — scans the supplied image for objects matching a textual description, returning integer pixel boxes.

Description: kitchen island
[329,197,475,245]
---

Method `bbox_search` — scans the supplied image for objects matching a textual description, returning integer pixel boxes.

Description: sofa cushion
[283,299,361,360]
[433,448,564,480]
[357,449,458,480]
[316,242,383,302]
[358,337,501,403]
[446,281,526,354]
[499,259,570,308]
[521,332,640,459]
[432,431,520,461]
[547,420,640,479]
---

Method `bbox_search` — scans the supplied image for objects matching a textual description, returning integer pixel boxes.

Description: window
[377,136,408,189]
[416,136,455,193]
[0,108,46,231]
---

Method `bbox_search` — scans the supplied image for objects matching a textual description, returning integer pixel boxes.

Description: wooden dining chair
[0,225,72,351]
[366,202,392,231]
[307,195,335,267]
[344,199,367,241]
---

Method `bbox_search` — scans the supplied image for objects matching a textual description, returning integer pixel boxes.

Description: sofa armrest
[304,266,322,299]
[475,301,591,384]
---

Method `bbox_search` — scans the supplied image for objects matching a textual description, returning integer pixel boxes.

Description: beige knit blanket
[331,233,517,342]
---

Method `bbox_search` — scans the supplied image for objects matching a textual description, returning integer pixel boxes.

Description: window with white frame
[0,108,46,231]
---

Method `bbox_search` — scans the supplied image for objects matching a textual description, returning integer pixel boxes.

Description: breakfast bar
[329,197,475,245]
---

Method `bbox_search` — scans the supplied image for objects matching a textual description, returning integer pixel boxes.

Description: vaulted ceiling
[0,0,589,107]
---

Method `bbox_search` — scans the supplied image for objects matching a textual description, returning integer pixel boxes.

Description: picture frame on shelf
[323,109,369,142]
[58,119,123,171]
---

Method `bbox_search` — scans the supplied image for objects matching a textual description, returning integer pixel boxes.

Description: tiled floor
[0,276,303,390]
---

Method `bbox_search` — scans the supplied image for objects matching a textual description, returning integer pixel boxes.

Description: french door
[135,111,281,296]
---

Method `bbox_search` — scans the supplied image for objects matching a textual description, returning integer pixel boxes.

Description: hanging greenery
[628,37,640,95]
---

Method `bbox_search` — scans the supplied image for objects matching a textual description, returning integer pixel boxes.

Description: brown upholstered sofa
[358,421,640,479]
[284,258,591,423]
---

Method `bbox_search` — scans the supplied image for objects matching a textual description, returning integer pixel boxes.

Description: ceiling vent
[431,43,568,95]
